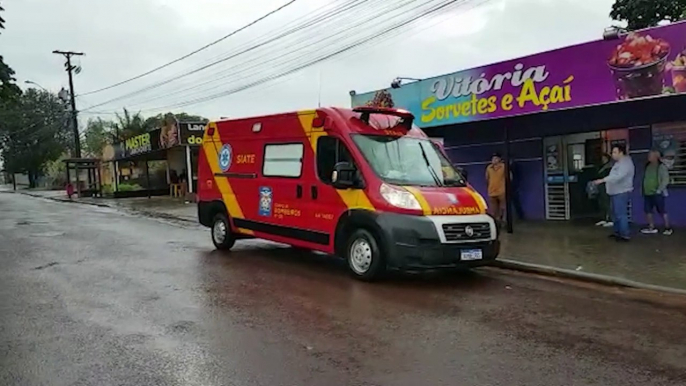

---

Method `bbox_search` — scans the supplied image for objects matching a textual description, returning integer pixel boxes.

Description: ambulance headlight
[380,183,421,210]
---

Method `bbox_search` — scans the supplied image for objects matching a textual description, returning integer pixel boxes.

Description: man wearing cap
[486,153,507,225]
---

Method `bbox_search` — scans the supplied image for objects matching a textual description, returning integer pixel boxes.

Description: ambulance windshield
[353,135,466,187]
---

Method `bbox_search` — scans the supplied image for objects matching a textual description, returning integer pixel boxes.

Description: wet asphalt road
[1,193,686,386]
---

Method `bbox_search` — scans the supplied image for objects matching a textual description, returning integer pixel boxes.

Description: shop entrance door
[544,132,624,221]
[544,136,570,220]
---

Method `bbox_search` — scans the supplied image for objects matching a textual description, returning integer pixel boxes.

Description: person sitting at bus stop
[593,144,635,242]
[640,150,672,236]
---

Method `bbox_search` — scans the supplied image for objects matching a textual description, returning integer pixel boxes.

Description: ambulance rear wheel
[346,229,385,281]
[212,213,236,250]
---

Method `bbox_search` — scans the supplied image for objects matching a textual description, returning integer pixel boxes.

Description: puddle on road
[16,220,50,226]
[30,231,65,237]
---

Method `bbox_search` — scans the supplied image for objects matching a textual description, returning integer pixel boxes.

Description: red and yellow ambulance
[197,106,499,280]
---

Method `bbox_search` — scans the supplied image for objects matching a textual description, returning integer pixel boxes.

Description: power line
[116,0,416,105]
[78,0,298,96]
[80,0,370,111]
[215,0,493,109]
[117,0,406,109]
[83,0,487,115]
[143,0,465,112]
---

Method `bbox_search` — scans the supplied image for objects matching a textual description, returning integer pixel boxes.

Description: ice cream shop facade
[351,21,686,226]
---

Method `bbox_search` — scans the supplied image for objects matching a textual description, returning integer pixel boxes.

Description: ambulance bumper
[376,213,500,271]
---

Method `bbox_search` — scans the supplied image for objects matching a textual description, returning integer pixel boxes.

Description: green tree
[113,108,151,140]
[0,89,72,187]
[0,2,19,103]
[144,112,209,129]
[0,56,20,101]
[610,0,686,30]
[0,2,6,32]
[83,117,116,157]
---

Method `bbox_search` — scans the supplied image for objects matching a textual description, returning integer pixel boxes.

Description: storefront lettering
[517,76,573,111]
[186,135,203,145]
[237,154,256,164]
[421,94,497,123]
[125,133,151,156]
[421,72,574,124]
[430,63,550,100]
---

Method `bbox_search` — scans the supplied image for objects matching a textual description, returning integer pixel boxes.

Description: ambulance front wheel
[346,229,385,281]
[212,213,236,250]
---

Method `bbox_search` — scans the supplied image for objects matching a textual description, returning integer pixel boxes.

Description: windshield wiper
[418,142,442,187]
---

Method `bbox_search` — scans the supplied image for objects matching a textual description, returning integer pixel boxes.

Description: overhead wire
[77,0,299,96]
[117,0,416,108]
[89,0,492,117]
[140,0,468,112]
[83,0,489,116]
[216,0,494,109]
[80,0,373,111]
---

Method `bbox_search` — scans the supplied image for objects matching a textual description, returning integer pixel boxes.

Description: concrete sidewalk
[8,188,686,293]
[499,221,686,292]
[11,189,196,223]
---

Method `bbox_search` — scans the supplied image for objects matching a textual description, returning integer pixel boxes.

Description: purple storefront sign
[352,22,686,128]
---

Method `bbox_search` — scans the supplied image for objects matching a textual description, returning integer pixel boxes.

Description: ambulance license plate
[460,249,483,261]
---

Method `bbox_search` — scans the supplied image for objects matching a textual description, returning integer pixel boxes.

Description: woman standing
[595,153,613,227]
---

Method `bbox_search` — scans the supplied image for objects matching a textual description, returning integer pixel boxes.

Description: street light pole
[24,80,48,92]
[53,50,84,158]
[391,77,423,89]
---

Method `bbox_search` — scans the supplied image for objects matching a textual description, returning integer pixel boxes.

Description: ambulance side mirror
[331,162,358,189]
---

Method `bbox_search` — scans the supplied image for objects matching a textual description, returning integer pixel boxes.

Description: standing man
[509,159,524,220]
[640,150,672,235]
[486,153,507,225]
[594,144,635,242]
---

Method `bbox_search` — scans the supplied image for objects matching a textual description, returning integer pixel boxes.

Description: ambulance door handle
[311,186,318,200]
[296,185,303,198]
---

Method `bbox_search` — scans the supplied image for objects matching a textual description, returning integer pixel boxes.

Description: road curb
[15,190,197,224]
[17,191,112,208]
[493,259,686,296]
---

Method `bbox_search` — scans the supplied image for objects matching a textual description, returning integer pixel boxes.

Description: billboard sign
[352,22,686,128]
[179,122,207,146]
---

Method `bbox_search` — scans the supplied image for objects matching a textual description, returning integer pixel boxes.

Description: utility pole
[53,50,84,158]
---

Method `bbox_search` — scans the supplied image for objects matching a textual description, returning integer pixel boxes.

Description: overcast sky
[1,0,617,124]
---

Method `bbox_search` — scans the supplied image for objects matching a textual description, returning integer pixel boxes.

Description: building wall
[440,124,686,226]
[444,136,546,221]
[629,126,686,227]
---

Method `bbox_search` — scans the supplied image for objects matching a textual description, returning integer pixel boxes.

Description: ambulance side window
[316,137,353,184]
[262,143,304,178]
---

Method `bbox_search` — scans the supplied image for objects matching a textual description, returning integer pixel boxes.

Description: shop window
[262,143,304,178]
[316,137,354,184]
[652,122,686,185]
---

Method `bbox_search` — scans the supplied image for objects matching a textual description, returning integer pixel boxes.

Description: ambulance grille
[442,223,491,242]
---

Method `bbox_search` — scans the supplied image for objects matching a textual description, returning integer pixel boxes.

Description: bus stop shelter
[64,158,103,198]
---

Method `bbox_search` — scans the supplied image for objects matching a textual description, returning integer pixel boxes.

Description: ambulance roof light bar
[352,106,415,128]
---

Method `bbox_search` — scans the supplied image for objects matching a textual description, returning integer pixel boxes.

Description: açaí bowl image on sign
[608,32,671,100]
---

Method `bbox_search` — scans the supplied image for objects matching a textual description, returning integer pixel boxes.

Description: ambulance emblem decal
[219,144,233,172]
[258,186,273,217]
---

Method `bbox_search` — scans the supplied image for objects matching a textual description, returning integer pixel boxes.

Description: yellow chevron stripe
[203,121,253,235]
[404,187,432,216]
[297,111,375,211]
